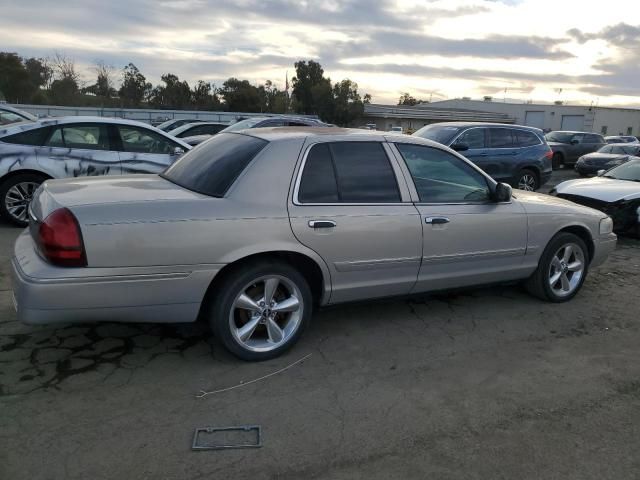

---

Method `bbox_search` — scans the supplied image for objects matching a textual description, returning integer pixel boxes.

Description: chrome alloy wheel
[229,275,304,353]
[5,181,40,223]
[518,174,536,191]
[548,243,585,297]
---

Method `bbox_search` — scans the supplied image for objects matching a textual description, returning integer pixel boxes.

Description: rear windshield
[161,133,267,197]
[412,125,462,145]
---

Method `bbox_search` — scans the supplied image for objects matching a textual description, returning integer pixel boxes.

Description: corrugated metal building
[374,99,640,136]
[362,103,516,132]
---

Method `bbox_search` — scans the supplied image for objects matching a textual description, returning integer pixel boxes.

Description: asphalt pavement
[1,169,639,480]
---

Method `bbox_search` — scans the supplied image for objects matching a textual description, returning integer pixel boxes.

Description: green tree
[118,63,151,107]
[191,80,222,110]
[0,52,37,102]
[398,93,422,106]
[148,73,191,109]
[219,78,261,112]
[50,77,80,105]
[332,79,364,127]
[24,57,52,90]
[83,61,117,102]
[292,60,332,116]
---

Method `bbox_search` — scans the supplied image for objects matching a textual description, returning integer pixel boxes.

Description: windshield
[219,118,265,133]
[610,145,640,155]
[161,133,268,197]
[545,132,575,143]
[603,159,640,181]
[412,125,462,145]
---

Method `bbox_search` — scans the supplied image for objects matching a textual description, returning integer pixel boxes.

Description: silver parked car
[0,104,38,125]
[0,116,190,226]
[11,128,617,360]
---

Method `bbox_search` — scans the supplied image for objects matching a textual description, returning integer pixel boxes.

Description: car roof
[423,121,542,133]
[549,130,600,134]
[0,116,167,137]
[235,126,447,147]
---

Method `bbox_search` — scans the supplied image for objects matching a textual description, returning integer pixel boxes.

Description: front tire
[0,173,47,227]
[525,232,589,302]
[208,261,312,361]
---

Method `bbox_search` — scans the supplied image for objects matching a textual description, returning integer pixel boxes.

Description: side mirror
[597,169,605,176]
[451,143,469,152]
[494,182,512,202]
[570,139,579,145]
[172,146,185,156]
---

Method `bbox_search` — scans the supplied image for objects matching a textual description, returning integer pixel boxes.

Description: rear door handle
[308,220,337,229]
[477,152,488,157]
[425,216,450,225]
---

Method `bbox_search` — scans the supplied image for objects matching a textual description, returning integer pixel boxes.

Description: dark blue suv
[413,122,553,191]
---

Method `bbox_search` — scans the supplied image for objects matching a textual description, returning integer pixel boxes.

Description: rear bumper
[591,233,617,268]
[10,231,222,325]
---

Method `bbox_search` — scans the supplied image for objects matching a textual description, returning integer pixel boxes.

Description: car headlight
[599,217,614,235]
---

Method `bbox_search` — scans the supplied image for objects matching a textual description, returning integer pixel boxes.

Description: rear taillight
[34,208,87,267]
[544,149,553,160]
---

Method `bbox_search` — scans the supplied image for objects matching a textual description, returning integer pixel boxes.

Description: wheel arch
[555,224,595,263]
[0,168,52,186]
[199,249,331,320]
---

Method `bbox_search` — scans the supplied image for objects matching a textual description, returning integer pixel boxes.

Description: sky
[1,0,640,106]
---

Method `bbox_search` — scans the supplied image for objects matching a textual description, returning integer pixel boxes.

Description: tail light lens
[34,208,87,267]
[544,149,553,160]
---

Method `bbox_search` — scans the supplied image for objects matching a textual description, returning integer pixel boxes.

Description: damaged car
[552,158,640,237]
[11,128,616,361]
[0,117,190,226]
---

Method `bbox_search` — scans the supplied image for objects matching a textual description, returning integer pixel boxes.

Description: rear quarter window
[161,133,267,197]
[1,127,50,146]
[515,130,541,147]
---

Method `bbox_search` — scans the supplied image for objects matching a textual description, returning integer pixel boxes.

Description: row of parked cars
[2,105,636,361]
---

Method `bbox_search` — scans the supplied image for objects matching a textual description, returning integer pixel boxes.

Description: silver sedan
[11,128,617,360]
[0,116,190,226]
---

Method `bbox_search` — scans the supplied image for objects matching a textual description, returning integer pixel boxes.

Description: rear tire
[552,153,564,169]
[0,173,47,227]
[525,232,589,302]
[207,261,312,361]
[516,169,539,191]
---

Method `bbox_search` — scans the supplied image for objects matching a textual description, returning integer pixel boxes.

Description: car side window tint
[329,142,401,203]
[515,130,540,147]
[45,124,109,150]
[298,143,339,203]
[288,121,310,126]
[1,127,50,146]
[298,142,401,203]
[489,128,514,148]
[457,128,486,148]
[585,134,602,143]
[571,134,585,144]
[396,144,491,203]
[118,126,178,154]
[0,112,25,125]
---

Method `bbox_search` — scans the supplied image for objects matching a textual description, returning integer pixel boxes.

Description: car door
[452,127,492,171]
[115,124,185,174]
[486,127,518,182]
[390,142,528,292]
[288,140,422,303]
[36,123,121,178]
[567,133,585,162]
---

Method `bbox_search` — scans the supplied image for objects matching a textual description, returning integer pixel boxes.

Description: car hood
[555,177,640,202]
[513,190,605,217]
[581,153,626,161]
[33,175,204,218]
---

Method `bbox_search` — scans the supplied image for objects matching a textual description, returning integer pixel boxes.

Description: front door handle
[308,220,337,229]
[425,216,450,225]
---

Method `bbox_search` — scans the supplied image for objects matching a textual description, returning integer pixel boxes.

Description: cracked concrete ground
[1,170,639,479]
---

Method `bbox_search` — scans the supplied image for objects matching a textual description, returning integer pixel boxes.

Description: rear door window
[298,142,401,203]
[489,128,515,148]
[515,130,541,147]
[45,124,110,150]
[584,134,603,144]
[1,127,50,146]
